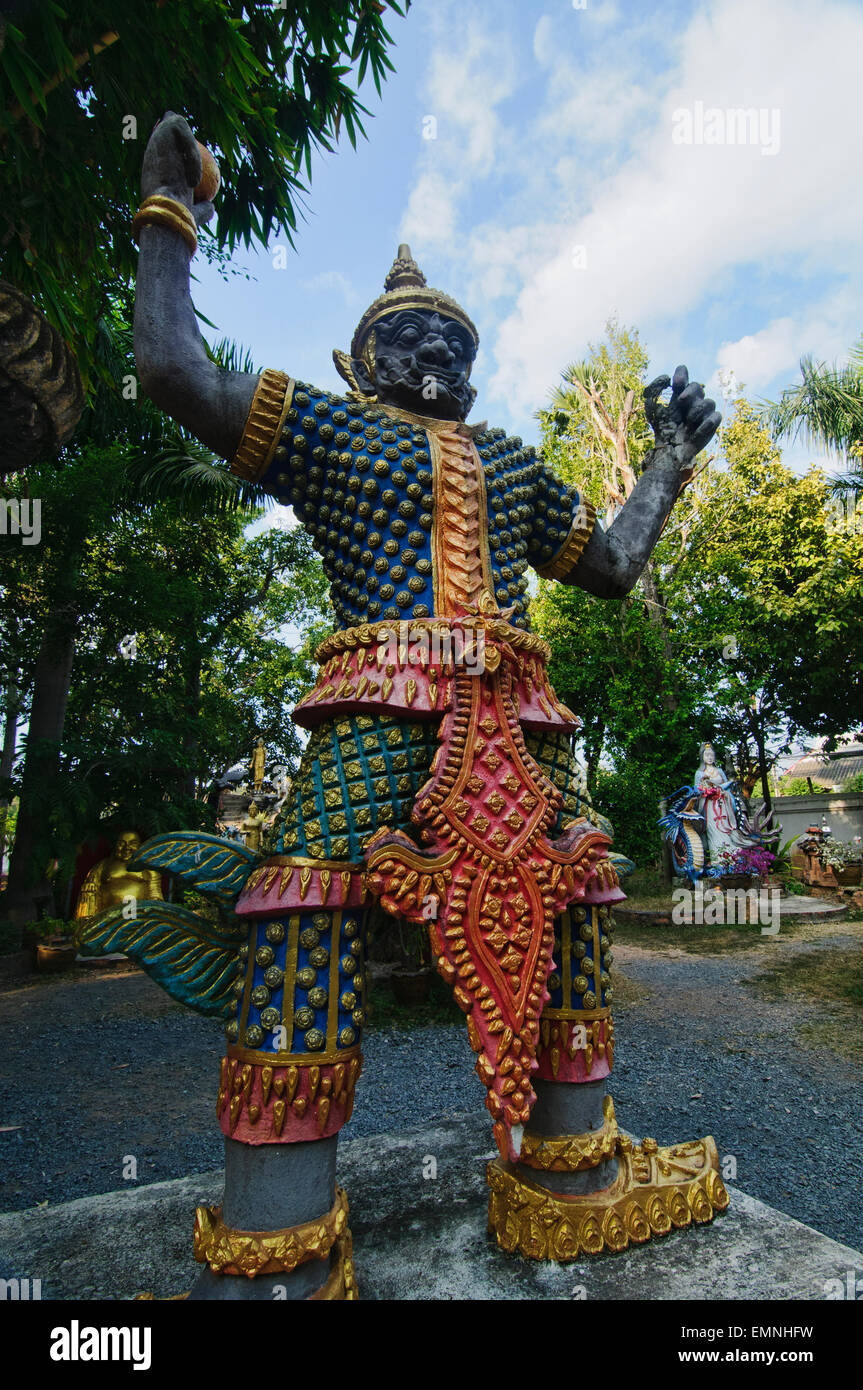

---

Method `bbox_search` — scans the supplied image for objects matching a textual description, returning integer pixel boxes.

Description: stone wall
[753,792,863,844]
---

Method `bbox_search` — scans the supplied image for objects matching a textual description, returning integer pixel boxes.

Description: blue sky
[192,0,861,470]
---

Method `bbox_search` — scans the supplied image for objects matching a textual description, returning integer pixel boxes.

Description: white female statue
[661,743,779,880]
[694,742,756,863]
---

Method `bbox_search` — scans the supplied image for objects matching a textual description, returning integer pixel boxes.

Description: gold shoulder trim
[230,369,294,482]
[535,496,597,581]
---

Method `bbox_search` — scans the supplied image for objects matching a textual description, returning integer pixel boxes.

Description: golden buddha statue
[251,738,267,792]
[74,830,163,919]
[240,802,266,854]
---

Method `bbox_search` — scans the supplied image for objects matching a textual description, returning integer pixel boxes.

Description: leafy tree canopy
[531,325,863,866]
[0,0,409,384]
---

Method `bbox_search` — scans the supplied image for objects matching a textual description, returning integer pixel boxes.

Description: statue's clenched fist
[141,110,215,229]
[643,366,721,474]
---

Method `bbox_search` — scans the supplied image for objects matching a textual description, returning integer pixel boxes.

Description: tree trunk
[638,561,679,714]
[2,601,78,933]
[0,673,20,867]
[584,721,605,790]
[179,647,201,801]
[748,711,772,816]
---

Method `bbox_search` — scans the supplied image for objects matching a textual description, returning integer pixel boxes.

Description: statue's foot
[487,1099,729,1262]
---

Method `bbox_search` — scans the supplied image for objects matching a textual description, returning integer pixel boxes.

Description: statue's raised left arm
[537,367,721,600]
[133,112,259,459]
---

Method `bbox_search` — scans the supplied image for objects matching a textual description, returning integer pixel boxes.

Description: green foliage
[762,334,863,490]
[778,777,831,795]
[591,763,662,867]
[782,875,807,896]
[535,575,706,789]
[25,916,71,941]
[538,318,653,515]
[844,771,863,793]
[679,399,863,746]
[0,0,409,388]
[533,324,863,867]
[0,439,330,895]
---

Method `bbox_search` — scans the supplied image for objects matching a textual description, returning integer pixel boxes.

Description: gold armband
[230,368,295,483]
[535,496,597,581]
[132,195,198,257]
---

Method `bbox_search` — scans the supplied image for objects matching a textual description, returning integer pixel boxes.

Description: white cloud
[399,10,518,250]
[401,170,459,249]
[305,270,361,307]
[715,317,801,392]
[480,0,863,414]
[532,14,555,67]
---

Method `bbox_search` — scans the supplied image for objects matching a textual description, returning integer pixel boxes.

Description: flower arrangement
[819,837,862,869]
[715,847,776,878]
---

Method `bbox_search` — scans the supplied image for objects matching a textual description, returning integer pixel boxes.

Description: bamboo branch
[8,30,120,123]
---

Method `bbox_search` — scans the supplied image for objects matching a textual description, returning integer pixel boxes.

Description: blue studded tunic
[247,381,592,632]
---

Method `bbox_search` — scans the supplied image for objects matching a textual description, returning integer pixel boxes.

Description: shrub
[778,777,831,795]
[591,763,661,869]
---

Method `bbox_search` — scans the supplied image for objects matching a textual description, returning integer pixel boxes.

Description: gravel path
[1,931,861,1252]
[609,934,863,1252]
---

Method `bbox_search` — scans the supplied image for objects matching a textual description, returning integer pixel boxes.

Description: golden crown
[349,244,479,362]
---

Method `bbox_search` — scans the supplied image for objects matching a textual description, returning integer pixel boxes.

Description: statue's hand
[643,366,720,476]
[140,110,215,229]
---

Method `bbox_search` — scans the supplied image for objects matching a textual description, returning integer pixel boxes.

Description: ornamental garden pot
[391,967,432,1005]
[835,863,862,887]
[716,873,755,891]
[36,941,77,973]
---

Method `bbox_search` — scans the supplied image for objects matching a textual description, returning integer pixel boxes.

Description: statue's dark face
[353,309,477,420]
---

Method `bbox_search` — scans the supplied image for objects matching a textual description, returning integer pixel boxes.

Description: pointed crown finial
[384,244,427,292]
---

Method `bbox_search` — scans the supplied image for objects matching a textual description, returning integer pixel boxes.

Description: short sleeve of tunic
[526,453,597,582]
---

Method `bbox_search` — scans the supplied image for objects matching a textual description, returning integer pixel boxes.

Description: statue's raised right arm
[134,113,257,458]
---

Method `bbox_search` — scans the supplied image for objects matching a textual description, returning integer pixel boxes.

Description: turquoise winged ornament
[75,832,260,1017]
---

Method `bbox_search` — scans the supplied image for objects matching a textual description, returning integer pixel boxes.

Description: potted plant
[714,846,775,889]
[821,837,862,886]
[33,918,78,972]
[767,836,803,894]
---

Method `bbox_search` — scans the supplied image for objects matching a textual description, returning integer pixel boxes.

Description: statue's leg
[189,897,366,1301]
[487,730,729,1261]
[190,713,438,1299]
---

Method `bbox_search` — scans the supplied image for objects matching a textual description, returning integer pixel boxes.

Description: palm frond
[121,435,269,513]
[207,337,259,376]
[761,351,863,461]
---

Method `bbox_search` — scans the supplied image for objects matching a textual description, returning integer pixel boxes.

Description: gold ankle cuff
[520,1095,620,1172]
[308,1228,358,1300]
[193,1186,350,1278]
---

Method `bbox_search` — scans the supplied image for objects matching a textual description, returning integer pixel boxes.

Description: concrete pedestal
[1,1112,860,1301]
